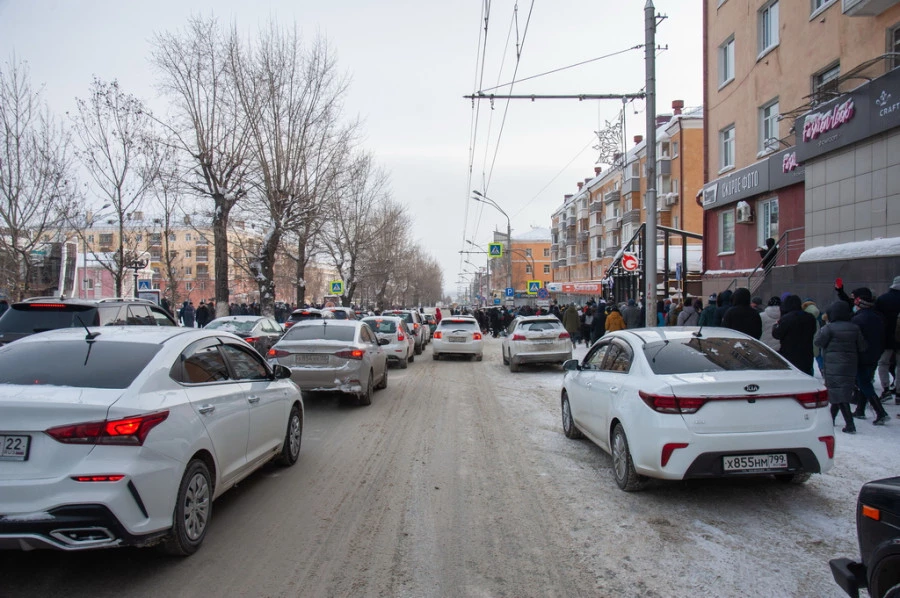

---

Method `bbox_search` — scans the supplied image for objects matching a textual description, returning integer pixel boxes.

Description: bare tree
[357,199,410,310]
[231,24,351,316]
[150,149,186,311]
[70,77,161,297]
[152,16,252,317]
[0,56,74,300]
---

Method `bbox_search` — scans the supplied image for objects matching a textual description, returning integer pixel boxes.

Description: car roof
[208,315,266,322]
[291,318,360,328]
[362,315,403,322]
[610,327,755,344]
[9,326,217,346]
[515,315,562,322]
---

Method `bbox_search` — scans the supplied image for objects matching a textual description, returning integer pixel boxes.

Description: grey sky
[0,0,702,297]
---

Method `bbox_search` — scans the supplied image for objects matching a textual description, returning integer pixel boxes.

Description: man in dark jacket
[849,288,889,424]
[622,299,642,329]
[815,301,865,434]
[875,275,900,403]
[195,301,210,328]
[772,294,817,375]
[721,288,762,339]
[712,289,733,326]
[590,302,607,343]
[698,293,717,326]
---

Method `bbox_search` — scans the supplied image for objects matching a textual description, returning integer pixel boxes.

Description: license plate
[723,453,787,472]
[294,353,329,365]
[0,435,30,461]
[449,336,467,343]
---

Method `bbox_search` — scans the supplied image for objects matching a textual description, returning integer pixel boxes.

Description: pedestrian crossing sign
[330,280,343,294]
[488,243,503,258]
[137,280,151,290]
[527,280,541,295]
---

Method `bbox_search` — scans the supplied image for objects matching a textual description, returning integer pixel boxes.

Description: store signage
[802,98,856,142]
[782,152,799,173]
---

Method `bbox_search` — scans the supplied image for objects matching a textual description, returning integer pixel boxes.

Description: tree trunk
[213,196,231,318]
[255,227,281,317]
[295,237,306,306]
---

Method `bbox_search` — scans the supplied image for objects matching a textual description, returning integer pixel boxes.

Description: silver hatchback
[501,316,572,372]
[267,320,389,405]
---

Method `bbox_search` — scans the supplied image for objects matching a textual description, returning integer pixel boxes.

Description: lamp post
[472,191,512,297]
[129,257,148,298]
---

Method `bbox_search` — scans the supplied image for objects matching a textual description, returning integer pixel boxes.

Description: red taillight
[558,332,570,339]
[661,443,689,467]
[284,322,295,328]
[397,332,405,341]
[434,331,442,339]
[511,334,527,341]
[72,475,125,482]
[796,389,829,409]
[414,323,420,330]
[46,411,169,446]
[335,349,365,360]
[268,348,290,358]
[473,332,483,340]
[819,435,835,459]
[244,337,258,344]
[639,391,708,414]
[28,303,68,309]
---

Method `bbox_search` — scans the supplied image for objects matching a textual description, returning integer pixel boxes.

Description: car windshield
[363,319,396,333]
[0,305,99,333]
[284,324,356,342]
[0,340,162,388]
[206,319,257,333]
[290,311,322,320]
[441,320,479,331]
[329,310,352,319]
[642,336,791,375]
[520,320,562,332]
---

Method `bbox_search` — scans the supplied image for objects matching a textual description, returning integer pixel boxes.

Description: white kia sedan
[560,328,834,491]
[501,315,572,372]
[0,326,303,554]
[432,316,483,361]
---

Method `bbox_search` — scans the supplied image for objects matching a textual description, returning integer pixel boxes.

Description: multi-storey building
[486,227,552,301]
[702,0,900,300]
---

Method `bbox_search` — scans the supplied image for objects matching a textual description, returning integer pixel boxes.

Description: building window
[813,62,840,98]
[168,234,176,242]
[543,248,550,257]
[543,264,551,274]
[197,236,209,246]
[627,162,640,179]
[759,98,780,154]
[185,249,192,259]
[197,265,209,278]
[135,234,142,242]
[98,233,113,246]
[758,197,779,247]
[185,266,192,275]
[659,141,671,157]
[186,233,192,241]
[889,25,900,69]
[185,281,193,291]
[758,1,779,57]
[811,0,836,17]
[196,248,208,262]
[149,233,162,244]
[150,249,161,261]
[719,125,735,171]
[719,210,735,254]
[525,265,533,274]
[672,141,679,157]
[719,36,735,86]
[525,248,532,257]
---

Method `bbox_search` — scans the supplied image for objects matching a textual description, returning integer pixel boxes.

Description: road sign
[537,288,549,299]
[527,280,541,295]
[504,287,514,297]
[138,280,152,290]
[488,243,503,258]
[493,297,501,305]
[330,280,343,294]
[622,252,639,272]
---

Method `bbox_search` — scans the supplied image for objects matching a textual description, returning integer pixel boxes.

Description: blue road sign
[488,243,503,257]
[527,280,541,295]
[330,280,343,294]
[138,280,152,290]
[505,287,514,297]
[493,297,501,305]
[537,288,549,299]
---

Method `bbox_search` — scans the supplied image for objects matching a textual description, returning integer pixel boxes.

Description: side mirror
[273,364,293,379]
[378,338,390,346]
[562,359,580,372]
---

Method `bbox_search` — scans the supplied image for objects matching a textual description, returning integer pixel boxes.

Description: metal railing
[745,227,804,295]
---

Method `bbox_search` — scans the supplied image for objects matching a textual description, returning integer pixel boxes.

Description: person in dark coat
[849,288,889,423]
[875,275,900,402]
[160,297,172,317]
[721,288,762,339]
[815,301,865,434]
[772,294,817,375]
[698,294,717,327]
[562,304,581,346]
[590,302,607,343]
[758,237,778,272]
[622,299,642,329]
[195,301,210,328]
[180,301,195,328]
[712,289,733,326]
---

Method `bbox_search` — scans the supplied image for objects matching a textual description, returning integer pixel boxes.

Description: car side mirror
[562,359,580,371]
[273,364,292,379]
[378,338,390,346]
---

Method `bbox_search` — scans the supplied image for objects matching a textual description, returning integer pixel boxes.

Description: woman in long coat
[562,304,581,346]
[814,300,865,434]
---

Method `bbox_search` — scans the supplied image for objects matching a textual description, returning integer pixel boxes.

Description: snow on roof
[513,226,551,241]
[798,237,900,263]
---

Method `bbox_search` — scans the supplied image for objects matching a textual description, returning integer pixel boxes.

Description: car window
[584,343,611,370]
[99,305,127,326]
[220,343,269,380]
[150,307,177,326]
[363,318,396,334]
[0,340,162,388]
[440,320,479,331]
[207,319,255,333]
[642,336,791,375]
[602,344,632,373]
[521,320,561,332]
[284,323,355,342]
[262,318,280,333]
[0,305,99,332]
[360,325,376,344]
[181,344,231,383]
[127,305,155,325]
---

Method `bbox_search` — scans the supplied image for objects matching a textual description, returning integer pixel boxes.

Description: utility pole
[644,0,658,326]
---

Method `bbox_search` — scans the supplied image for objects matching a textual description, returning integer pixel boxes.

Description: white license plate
[723,453,787,471]
[295,353,329,365]
[0,435,30,461]
[448,336,467,343]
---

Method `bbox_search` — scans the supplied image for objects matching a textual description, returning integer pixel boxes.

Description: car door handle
[248,396,260,404]
[198,405,215,415]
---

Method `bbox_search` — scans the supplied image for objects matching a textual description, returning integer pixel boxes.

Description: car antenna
[693,324,704,338]
[75,315,100,341]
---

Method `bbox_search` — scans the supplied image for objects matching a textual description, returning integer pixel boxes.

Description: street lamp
[472,190,512,296]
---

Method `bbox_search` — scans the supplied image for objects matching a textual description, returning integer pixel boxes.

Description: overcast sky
[0,0,703,298]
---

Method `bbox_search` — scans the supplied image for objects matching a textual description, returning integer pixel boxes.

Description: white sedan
[432,316,483,361]
[0,326,303,554]
[560,328,834,491]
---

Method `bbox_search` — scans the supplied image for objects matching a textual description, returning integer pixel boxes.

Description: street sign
[493,297,501,305]
[504,287,514,297]
[488,243,503,258]
[330,280,343,294]
[527,280,541,295]
[138,280,152,290]
[537,288,549,299]
[622,253,639,272]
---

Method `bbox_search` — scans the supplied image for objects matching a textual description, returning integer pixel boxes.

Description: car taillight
[862,504,881,521]
[46,411,169,446]
[284,322,295,328]
[27,303,68,309]
[414,323,420,330]
[244,337,258,344]
[795,389,829,409]
[433,331,442,339]
[397,332,405,341]
[661,443,689,467]
[72,475,125,482]
[335,349,364,360]
[819,435,835,459]
[558,332,570,339]
[511,334,526,341]
[638,391,708,414]
[268,348,290,358]
[473,332,483,340]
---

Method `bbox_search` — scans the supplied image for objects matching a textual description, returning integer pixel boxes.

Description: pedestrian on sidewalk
[875,275,900,403]
[848,288,890,424]
[815,301,865,434]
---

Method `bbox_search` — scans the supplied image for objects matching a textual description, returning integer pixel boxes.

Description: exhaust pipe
[50,527,117,547]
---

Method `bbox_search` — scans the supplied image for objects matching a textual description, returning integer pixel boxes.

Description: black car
[284,307,332,330]
[830,476,900,598]
[204,315,284,355]
[0,297,177,346]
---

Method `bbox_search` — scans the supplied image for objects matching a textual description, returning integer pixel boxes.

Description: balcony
[657,156,671,176]
[558,256,567,267]
[590,223,604,237]
[577,230,589,242]
[577,253,589,264]
[842,0,900,15]
[577,205,589,220]
[622,178,640,195]
[566,216,576,228]
[603,246,620,258]
[603,189,621,204]
[590,201,603,213]
[550,242,559,251]
[604,216,622,230]
[622,209,642,226]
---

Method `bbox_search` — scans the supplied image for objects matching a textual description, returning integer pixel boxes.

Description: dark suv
[0,297,177,346]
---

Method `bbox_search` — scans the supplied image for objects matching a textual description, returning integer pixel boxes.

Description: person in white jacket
[759,296,782,351]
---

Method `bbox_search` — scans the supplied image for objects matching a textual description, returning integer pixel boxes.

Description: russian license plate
[295,353,329,365]
[723,453,787,471]
[449,336,467,343]
[0,435,30,461]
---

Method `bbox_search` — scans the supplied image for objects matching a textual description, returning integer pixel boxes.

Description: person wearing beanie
[722,288,762,339]
[875,275,900,403]
[605,304,626,333]
[751,296,764,313]
[623,298,642,329]
[698,293,718,326]
[773,295,817,375]
[759,296,782,351]
[849,288,890,424]
[712,289,733,327]
[815,301,865,434]
[802,299,824,374]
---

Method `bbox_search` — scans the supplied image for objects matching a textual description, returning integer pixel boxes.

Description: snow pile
[799,237,900,263]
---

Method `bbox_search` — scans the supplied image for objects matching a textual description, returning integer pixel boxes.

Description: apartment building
[702,0,900,299]
[486,227,552,299]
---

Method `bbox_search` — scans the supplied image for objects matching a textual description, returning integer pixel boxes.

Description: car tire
[276,404,302,467]
[160,459,212,556]
[433,352,440,360]
[611,424,647,492]
[774,472,811,484]
[476,354,483,362]
[502,350,509,366]
[358,372,373,406]
[509,359,520,373]
[871,556,900,598]
[375,366,388,390]
[400,354,409,369]
[561,393,584,439]
[414,342,422,356]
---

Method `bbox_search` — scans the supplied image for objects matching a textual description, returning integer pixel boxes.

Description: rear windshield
[329,310,352,320]
[289,311,322,321]
[0,340,161,388]
[0,305,100,333]
[520,320,562,331]
[384,311,413,324]
[206,319,256,333]
[642,336,791,375]
[440,320,479,330]
[284,324,356,342]
[363,319,396,333]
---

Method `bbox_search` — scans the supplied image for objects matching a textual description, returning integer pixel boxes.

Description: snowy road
[2,335,899,597]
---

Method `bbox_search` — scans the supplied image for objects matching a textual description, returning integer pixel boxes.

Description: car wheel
[611,424,647,492]
[400,355,409,369]
[509,359,520,373]
[502,350,509,366]
[433,352,440,360]
[408,351,415,364]
[476,354,483,362]
[160,459,212,556]
[276,404,302,466]
[871,556,900,598]
[414,342,422,356]
[358,372,373,406]
[774,472,811,484]
[375,365,388,390]
[561,393,584,439]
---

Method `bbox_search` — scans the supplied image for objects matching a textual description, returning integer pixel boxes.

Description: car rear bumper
[511,350,572,365]
[682,447,824,479]
[829,557,865,597]
[432,341,482,355]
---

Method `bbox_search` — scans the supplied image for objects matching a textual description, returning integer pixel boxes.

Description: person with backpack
[772,295,817,375]
[677,298,702,326]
